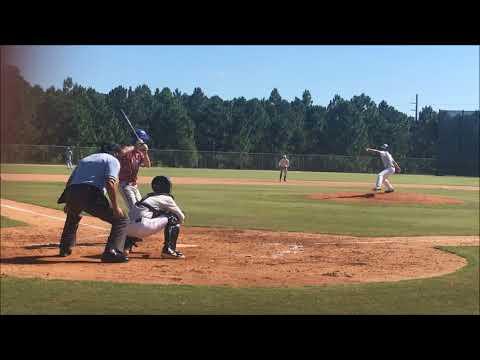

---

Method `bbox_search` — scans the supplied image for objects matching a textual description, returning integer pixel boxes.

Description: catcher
[124,175,186,259]
[366,144,401,193]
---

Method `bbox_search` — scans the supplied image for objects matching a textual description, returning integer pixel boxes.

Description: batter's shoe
[161,248,185,259]
[59,247,72,257]
[101,249,129,263]
[385,189,395,193]
[124,236,142,255]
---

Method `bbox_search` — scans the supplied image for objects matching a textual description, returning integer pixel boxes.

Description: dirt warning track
[1,199,478,287]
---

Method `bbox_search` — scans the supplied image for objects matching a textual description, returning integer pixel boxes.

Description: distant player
[118,129,151,211]
[65,146,73,169]
[278,154,290,182]
[366,144,401,193]
[124,176,186,259]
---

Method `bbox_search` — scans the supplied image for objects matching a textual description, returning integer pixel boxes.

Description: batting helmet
[135,129,150,143]
[152,176,172,194]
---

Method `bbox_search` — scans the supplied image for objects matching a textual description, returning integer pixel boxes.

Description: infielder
[65,146,73,169]
[57,143,129,262]
[124,176,186,259]
[366,144,401,193]
[118,129,151,211]
[278,154,290,182]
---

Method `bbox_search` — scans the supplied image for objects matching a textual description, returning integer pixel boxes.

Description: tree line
[3,64,440,161]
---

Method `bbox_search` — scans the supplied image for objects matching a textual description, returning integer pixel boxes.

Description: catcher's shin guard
[162,222,180,253]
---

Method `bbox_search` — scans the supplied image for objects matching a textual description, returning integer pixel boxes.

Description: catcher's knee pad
[163,223,180,252]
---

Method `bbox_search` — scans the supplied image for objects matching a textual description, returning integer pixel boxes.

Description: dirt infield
[307,192,464,205]
[1,173,479,191]
[1,199,478,287]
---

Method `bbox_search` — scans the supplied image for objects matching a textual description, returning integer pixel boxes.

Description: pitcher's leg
[284,168,287,181]
[384,178,394,192]
[375,173,384,190]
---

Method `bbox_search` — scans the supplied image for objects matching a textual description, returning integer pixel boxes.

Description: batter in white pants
[376,167,395,191]
[127,216,169,239]
[119,182,142,211]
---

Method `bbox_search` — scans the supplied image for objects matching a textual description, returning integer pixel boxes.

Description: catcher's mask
[152,176,172,194]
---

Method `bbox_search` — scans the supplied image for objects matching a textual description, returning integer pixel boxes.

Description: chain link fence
[0,144,438,175]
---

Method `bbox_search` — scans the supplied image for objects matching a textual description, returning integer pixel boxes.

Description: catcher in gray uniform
[124,176,186,259]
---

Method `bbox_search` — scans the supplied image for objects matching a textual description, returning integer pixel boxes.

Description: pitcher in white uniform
[366,144,401,193]
[124,176,186,259]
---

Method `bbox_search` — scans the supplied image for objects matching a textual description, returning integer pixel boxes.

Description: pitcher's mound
[307,192,463,205]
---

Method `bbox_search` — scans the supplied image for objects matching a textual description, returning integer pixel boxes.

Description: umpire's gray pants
[59,184,128,253]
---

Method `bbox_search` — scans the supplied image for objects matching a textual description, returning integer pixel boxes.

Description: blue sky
[6,45,479,115]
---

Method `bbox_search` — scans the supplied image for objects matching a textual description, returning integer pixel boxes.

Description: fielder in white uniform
[278,154,290,182]
[124,176,186,259]
[366,144,401,193]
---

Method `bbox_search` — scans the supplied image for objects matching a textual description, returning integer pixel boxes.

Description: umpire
[57,143,129,263]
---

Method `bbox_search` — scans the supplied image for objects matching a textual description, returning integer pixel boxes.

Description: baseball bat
[120,109,142,142]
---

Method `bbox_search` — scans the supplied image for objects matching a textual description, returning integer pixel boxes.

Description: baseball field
[1,164,479,314]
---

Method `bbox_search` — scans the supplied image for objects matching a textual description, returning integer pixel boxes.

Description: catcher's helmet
[152,176,172,194]
[135,129,150,143]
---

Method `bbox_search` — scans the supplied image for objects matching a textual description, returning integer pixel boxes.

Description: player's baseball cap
[381,144,389,150]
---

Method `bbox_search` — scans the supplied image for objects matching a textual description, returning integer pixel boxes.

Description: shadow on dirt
[1,254,101,265]
[336,193,376,199]
[24,242,105,250]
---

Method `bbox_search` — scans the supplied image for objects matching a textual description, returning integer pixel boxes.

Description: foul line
[1,204,108,231]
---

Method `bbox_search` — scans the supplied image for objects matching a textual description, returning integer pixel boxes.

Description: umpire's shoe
[101,249,129,263]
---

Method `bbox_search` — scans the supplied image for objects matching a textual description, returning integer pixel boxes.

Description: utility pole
[410,94,418,121]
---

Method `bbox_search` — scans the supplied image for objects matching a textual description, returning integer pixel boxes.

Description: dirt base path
[1,173,478,191]
[1,199,478,288]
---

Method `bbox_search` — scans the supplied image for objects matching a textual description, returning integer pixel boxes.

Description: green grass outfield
[0,216,26,228]
[2,163,479,187]
[1,180,478,236]
[1,246,478,314]
[1,165,478,314]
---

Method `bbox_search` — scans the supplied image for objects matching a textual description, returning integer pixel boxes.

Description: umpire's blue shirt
[70,153,120,192]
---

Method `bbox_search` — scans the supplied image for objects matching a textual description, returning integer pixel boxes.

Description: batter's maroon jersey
[118,149,145,185]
